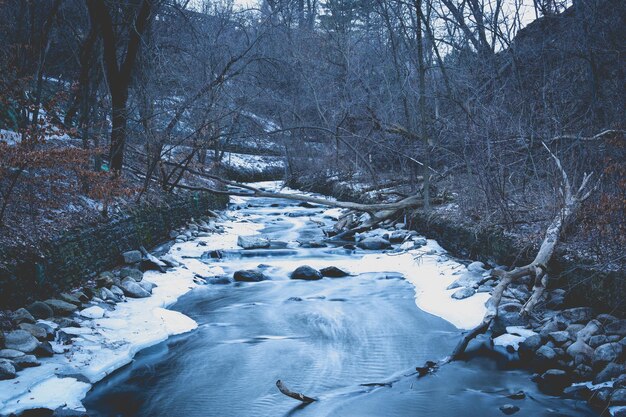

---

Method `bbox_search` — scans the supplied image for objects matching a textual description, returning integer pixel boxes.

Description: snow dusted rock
[467,261,485,273]
[160,254,181,267]
[110,285,125,299]
[451,287,475,300]
[576,320,602,343]
[0,349,24,359]
[138,280,156,294]
[237,235,270,249]
[3,330,38,353]
[120,280,151,298]
[122,250,142,264]
[0,359,16,380]
[356,237,391,250]
[80,306,105,319]
[12,355,40,369]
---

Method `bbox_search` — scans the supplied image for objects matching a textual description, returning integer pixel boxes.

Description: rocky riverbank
[0,215,233,415]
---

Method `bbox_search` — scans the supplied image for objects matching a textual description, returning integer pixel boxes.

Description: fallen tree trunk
[421,143,600,368]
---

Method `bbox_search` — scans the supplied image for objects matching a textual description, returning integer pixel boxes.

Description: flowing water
[84,193,598,417]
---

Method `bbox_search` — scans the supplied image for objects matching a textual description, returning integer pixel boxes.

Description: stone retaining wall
[0,192,228,308]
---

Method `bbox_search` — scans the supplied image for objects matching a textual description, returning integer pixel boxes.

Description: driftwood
[276,380,316,403]
[418,143,600,370]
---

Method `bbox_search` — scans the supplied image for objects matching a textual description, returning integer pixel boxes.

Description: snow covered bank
[0,213,265,415]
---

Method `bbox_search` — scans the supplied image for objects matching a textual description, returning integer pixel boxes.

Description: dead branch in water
[276,380,317,403]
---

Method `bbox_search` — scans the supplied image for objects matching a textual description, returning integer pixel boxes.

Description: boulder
[576,320,602,343]
[96,272,115,288]
[534,345,558,370]
[12,354,40,369]
[0,359,16,380]
[451,287,475,300]
[588,335,609,348]
[12,308,35,324]
[467,261,485,272]
[499,404,520,415]
[611,389,626,405]
[594,362,626,384]
[565,323,585,340]
[59,293,82,307]
[494,303,528,334]
[356,237,391,250]
[291,266,323,281]
[538,369,571,395]
[605,320,626,337]
[122,250,142,264]
[4,330,38,353]
[44,299,78,316]
[548,331,571,345]
[233,270,269,282]
[120,280,151,298]
[237,236,270,249]
[554,307,594,326]
[388,230,408,243]
[0,349,24,359]
[79,306,105,319]
[566,340,594,365]
[519,334,543,360]
[138,280,156,294]
[33,341,54,357]
[593,342,623,368]
[110,285,125,298]
[320,266,350,278]
[18,323,47,340]
[120,267,144,282]
[26,301,54,320]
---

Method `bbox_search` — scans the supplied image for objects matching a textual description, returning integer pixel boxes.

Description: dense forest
[0,0,624,258]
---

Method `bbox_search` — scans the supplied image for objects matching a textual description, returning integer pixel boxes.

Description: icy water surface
[84,194,598,417]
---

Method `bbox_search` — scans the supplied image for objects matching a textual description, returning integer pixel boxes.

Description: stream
[83,189,598,417]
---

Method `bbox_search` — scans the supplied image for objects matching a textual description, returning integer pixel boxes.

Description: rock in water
[4,330,38,353]
[0,359,16,380]
[233,270,269,282]
[357,237,391,250]
[499,404,520,415]
[320,266,350,278]
[26,301,54,320]
[291,266,323,280]
[44,299,78,316]
[237,236,270,249]
[122,250,142,264]
[120,280,151,298]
